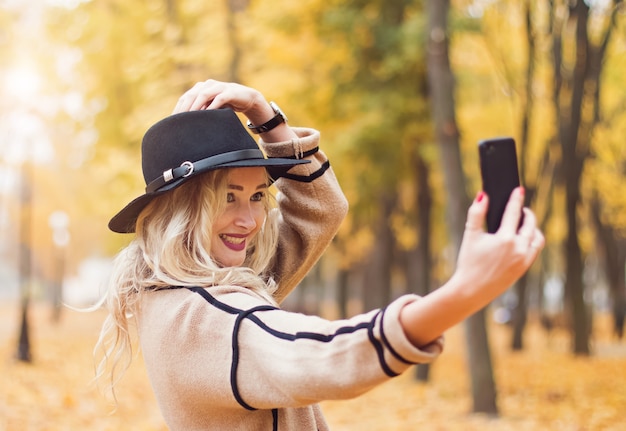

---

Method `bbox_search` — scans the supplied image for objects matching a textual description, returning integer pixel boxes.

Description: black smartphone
[478,137,522,233]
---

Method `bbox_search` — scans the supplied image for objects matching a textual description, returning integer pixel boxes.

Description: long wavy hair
[94,168,279,400]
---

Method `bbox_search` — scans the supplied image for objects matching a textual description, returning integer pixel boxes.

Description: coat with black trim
[137,128,444,430]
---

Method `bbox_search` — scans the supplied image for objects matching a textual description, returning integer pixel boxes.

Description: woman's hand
[172,79,296,142]
[172,80,265,115]
[399,187,544,347]
[452,187,544,300]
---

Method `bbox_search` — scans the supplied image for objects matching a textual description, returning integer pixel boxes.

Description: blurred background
[1,0,625,429]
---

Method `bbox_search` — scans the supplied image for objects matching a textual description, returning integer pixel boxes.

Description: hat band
[145,149,265,193]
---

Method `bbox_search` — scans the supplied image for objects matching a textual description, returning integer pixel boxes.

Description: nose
[233,203,258,230]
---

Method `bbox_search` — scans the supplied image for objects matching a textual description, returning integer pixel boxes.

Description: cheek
[211,211,230,233]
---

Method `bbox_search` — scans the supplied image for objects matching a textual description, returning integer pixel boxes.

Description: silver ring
[181,161,194,177]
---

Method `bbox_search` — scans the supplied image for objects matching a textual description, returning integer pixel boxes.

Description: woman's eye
[226,193,235,203]
[251,192,265,202]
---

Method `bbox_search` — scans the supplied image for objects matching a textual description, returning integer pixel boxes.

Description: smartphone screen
[478,137,522,233]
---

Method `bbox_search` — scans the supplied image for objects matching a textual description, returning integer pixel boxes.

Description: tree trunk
[563,172,589,354]
[336,268,350,319]
[50,248,65,324]
[511,276,528,351]
[464,309,497,413]
[509,0,537,351]
[17,162,33,363]
[590,197,626,340]
[426,0,498,414]
[224,0,249,82]
[551,0,619,354]
[164,0,177,21]
[363,195,396,311]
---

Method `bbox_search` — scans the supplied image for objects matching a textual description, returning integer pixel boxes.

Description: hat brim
[108,157,309,234]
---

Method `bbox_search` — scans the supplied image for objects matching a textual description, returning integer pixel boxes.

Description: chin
[216,255,246,268]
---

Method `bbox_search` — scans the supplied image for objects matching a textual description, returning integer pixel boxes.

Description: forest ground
[0,301,624,431]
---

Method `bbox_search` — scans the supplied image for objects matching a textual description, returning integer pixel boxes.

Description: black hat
[108,108,309,233]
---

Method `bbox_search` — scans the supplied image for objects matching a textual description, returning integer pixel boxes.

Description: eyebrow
[227,183,268,191]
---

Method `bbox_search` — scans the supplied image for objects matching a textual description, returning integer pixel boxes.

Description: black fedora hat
[108,108,309,233]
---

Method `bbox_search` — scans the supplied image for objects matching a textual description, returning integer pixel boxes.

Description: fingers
[172,80,231,114]
[517,208,545,257]
[521,208,545,249]
[465,187,545,258]
[498,187,525,236]
[173,80,220,114]
[497,190,544,257]
[529,227,545,251]
[455,189,545,307]
[517,207,536,240]
[464,191,489,233]
[172,80,260,115]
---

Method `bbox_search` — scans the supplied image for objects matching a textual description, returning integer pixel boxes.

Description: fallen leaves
[0,304,166,431]
[1,303,624,430]
[322,313,626,430]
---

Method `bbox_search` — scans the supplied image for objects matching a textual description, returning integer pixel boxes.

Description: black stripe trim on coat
[281,160,330,183]
[378,306,415,366]
[184,287,397,409]
[367,310,399,378]
[186,287,280,411]
[187,286,243,315]
[245,316,371,342]
[232,305,278,411]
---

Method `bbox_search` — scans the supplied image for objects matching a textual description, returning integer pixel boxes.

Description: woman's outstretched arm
[400,187,545,347]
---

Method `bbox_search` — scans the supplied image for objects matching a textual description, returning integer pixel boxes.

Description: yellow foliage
[2,0,626,346]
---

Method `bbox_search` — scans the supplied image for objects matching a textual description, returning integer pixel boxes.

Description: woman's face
[211,167,268,267]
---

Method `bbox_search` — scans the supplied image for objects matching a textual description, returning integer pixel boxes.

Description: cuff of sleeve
[259,127,320,159]
[381,294,444,367]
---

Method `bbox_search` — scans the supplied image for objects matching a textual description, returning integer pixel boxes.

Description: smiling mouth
[220,234,246,251]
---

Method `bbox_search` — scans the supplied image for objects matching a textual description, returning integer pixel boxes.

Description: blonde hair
[94,168,279,400]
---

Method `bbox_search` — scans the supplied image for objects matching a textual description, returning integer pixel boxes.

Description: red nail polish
[519,186,525,197]
[476,191,485,203]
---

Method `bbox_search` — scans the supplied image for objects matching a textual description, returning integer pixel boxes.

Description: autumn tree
[452,0,624,356]
[0,1,95,358]
[548,0,623,355]
[304,0,436,313]
[584,4,626,340]
[427,0,500,414]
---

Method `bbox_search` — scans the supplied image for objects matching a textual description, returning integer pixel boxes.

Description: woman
[97,80,544,430]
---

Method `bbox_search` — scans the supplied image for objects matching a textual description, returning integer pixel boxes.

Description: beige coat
[137,128,444,430]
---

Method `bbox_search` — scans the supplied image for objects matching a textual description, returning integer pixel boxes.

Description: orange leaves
[0,304,166,431]
[322,314,626,430]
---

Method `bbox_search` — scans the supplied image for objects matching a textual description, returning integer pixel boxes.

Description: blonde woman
[97,80,544,430]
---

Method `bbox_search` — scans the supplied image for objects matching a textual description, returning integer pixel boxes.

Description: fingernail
[518,186,525,197]
[476,191,486,203]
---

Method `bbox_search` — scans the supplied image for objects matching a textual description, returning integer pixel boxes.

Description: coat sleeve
[259,127,349,303]
[226,291,444,410]
[139,287,444,417]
